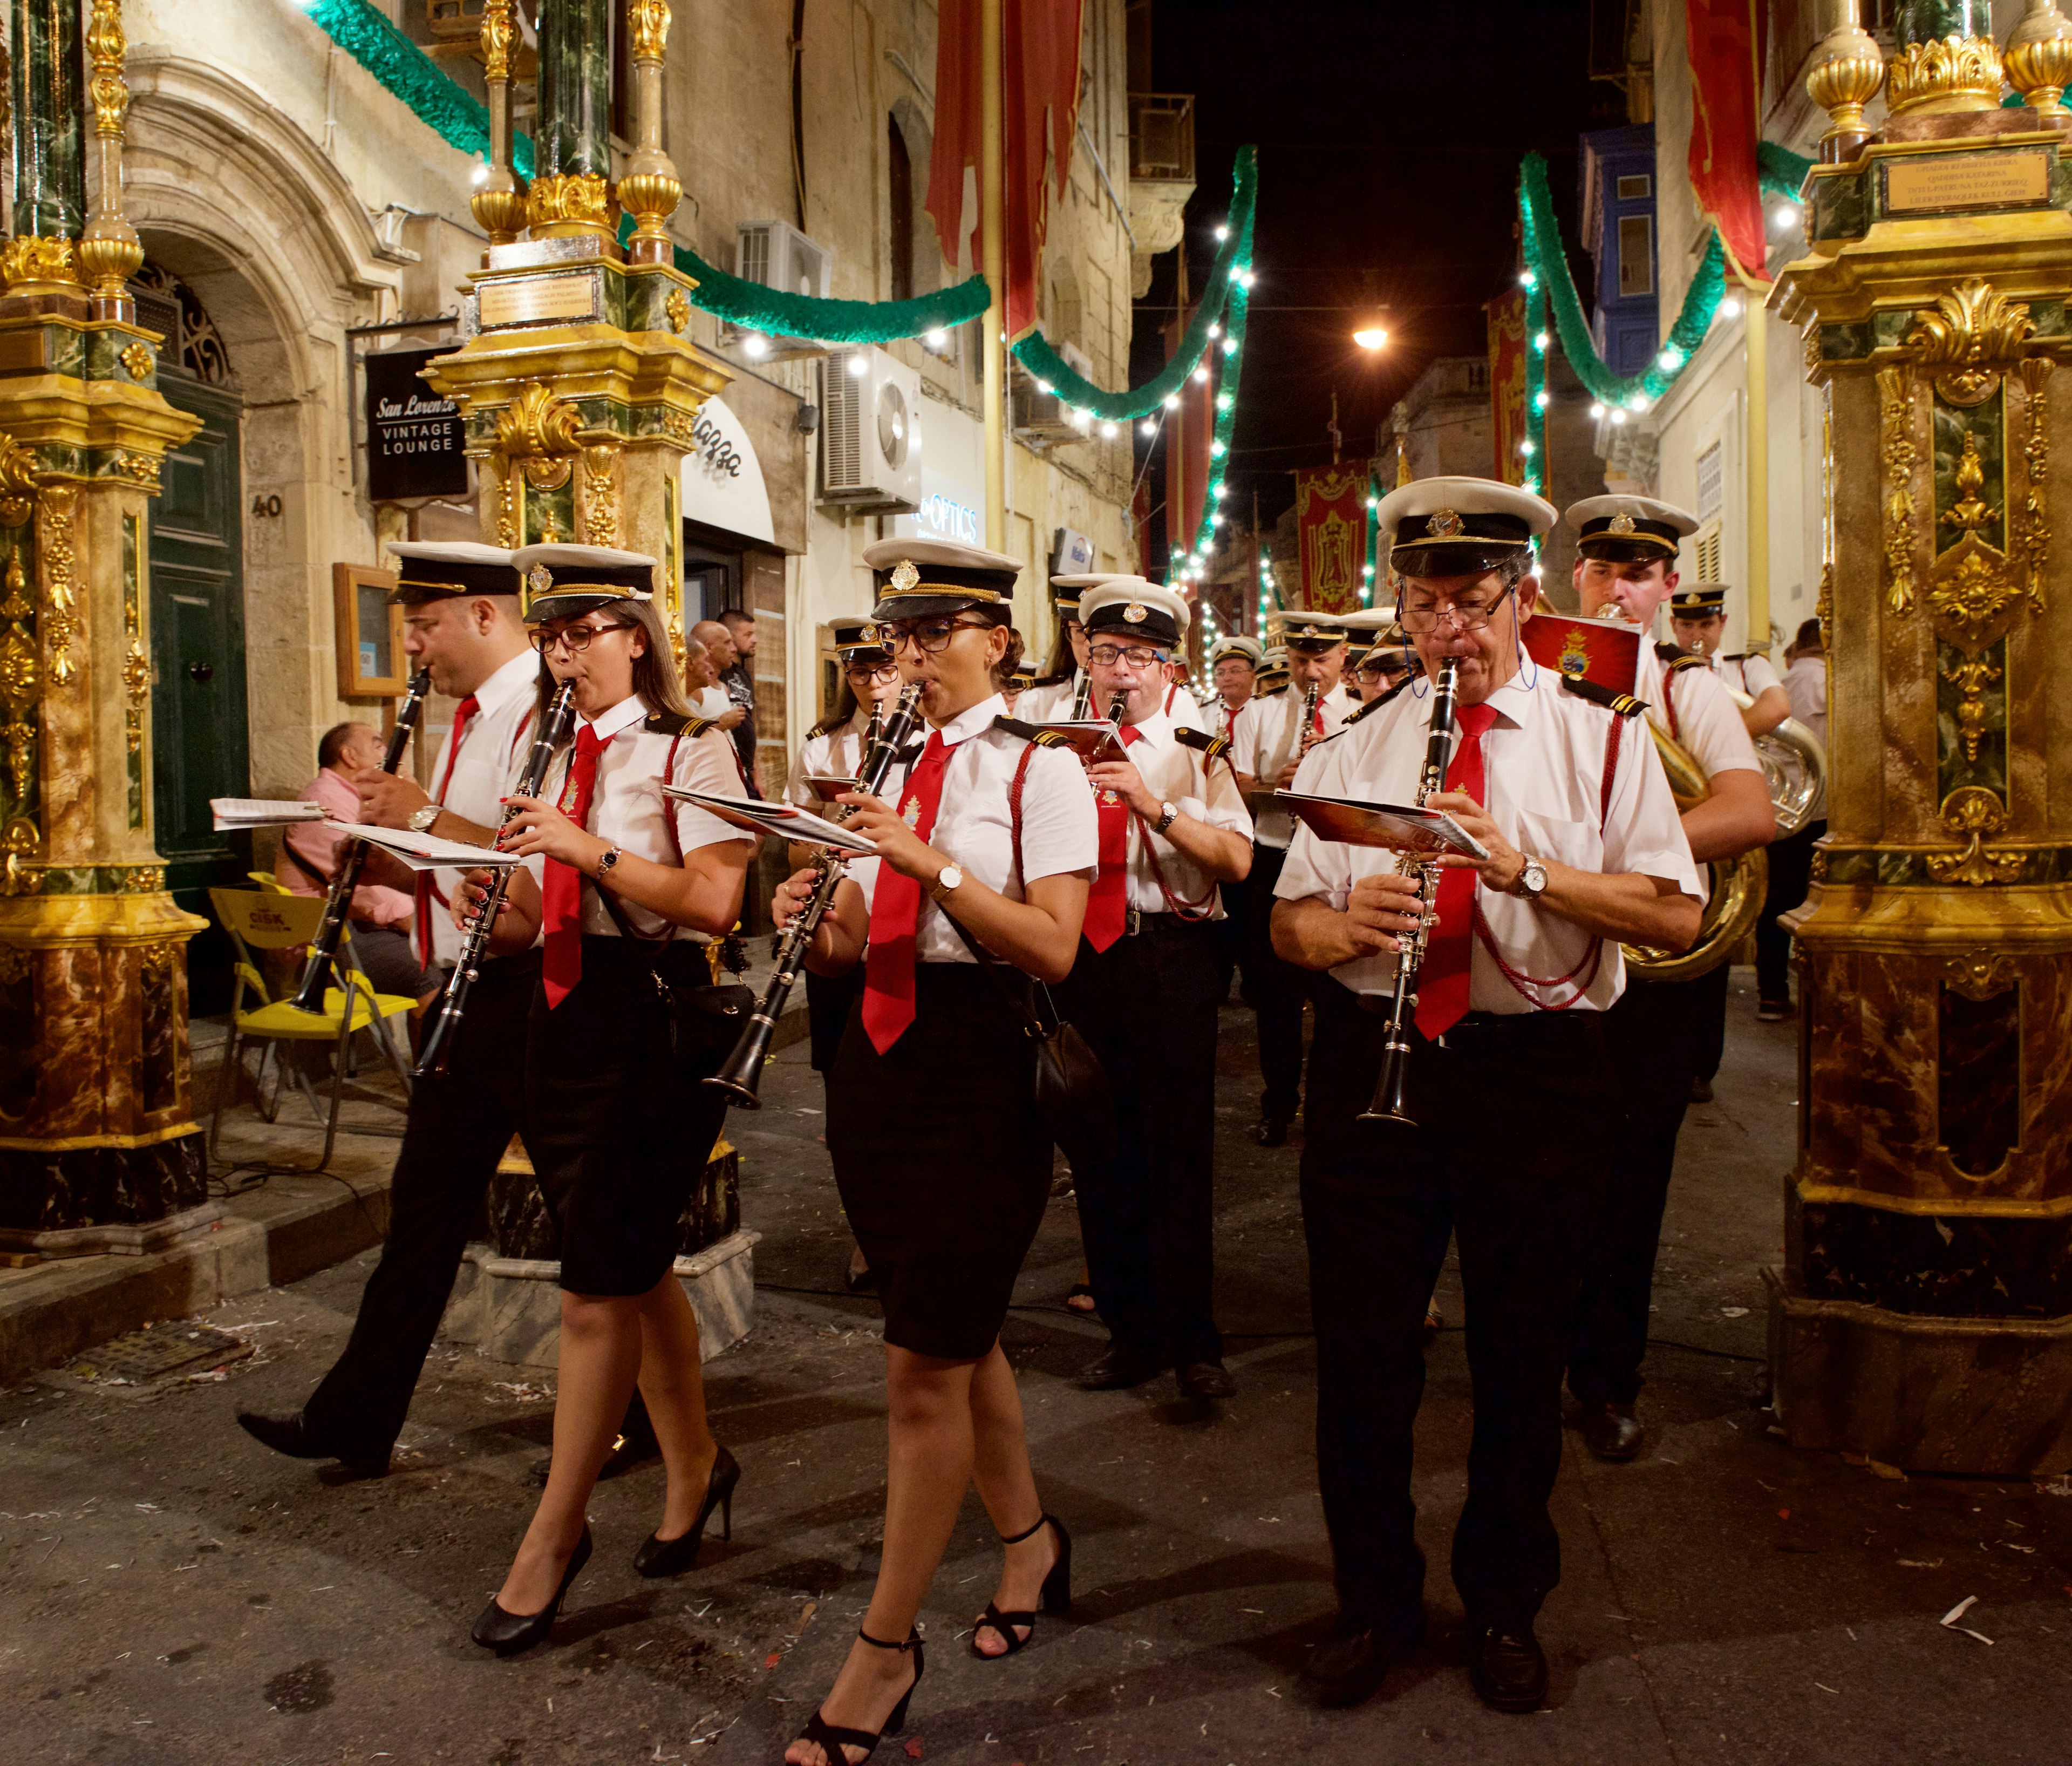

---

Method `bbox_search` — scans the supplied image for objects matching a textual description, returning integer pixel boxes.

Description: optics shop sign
[364,347,467,501]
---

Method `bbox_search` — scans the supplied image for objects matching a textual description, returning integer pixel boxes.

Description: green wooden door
[149,373,248,1014]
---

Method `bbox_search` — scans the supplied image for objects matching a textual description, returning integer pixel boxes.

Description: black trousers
[1688,956,1730,1084]
[1755,819,1824,1004]
[303,951,540,1452]
[1301,982,1612,1638]
[1056,917,1225,1366]
[805,965,865,1076]
[1246,844,1313,1121]
[1567,967,1714,1408]
[1215,872,1253,1002]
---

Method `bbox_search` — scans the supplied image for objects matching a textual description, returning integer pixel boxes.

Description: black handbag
[592,884,753,1075]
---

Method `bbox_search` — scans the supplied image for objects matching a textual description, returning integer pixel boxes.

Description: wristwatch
[1515,854,1549,901]
[407,804,442,834]
[928,863,964,905]
[1152,800,1180,836]
[594,843,623,882]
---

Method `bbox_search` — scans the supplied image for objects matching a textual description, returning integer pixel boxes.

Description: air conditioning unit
[819,346,922,513]
[725,220,834,360]
[1011,343,1096,443]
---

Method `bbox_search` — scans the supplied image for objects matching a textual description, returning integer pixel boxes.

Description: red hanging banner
[1294,460,1371,613]
[1685,0,1769,283]
[1488,289,1528,486]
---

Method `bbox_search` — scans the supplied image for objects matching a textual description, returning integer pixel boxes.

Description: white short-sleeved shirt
[421,645,547,966]
[1161,681,1209,732]
[856,692,1098,963]
[1635,644,1763,783]
[1017,671,1089,723]
[1229,684,1358,848]
[1715,651,1783,702]
[1783,654,1828,751]
[1211,693,1253,745]
[1105,712,1253,918]
[1276,670,1700,1012]
[548,695,748,941]
[789,710,917,899]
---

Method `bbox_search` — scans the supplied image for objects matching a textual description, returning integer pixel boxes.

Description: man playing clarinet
[1271,477,1701,1715]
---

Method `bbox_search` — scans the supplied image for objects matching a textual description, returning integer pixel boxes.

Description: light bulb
[1353,328,1388,351]
[1209,322,1222,339]
[1772,204,1798,231]
[847,352,870,377]
[1214,223,1230,241]
[1100,421,1119,439]
[1217,393,1233,411]
[1519,439,1535,456]
[743,333,769,359]
[1222,338,1237,355]
[1534,390,1550,409]
[471,161,490,187]
[1194,366,1210,384]
[1164,393,1181,410]
[1589,402,1606,420]
[1611,409,1628,426]
[1210,440,1226,457]
[1720,296,1742,319]
[1658,345,1682,370]
[1519,269,1537,288]
[1037,380,1053,395]
[924,327,949,348]
[1533,331,1549,351]
[1140,419,1157,437]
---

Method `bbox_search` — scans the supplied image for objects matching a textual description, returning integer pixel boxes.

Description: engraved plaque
[477,271,603,330]
[1885,150,2051,216]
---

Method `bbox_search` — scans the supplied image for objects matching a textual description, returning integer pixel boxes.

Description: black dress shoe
[1298,1620,1421,1708]
[1580,1399,1644,1461]
[633,1443,740,1578]
[1075,1344,1167,1391]
[236,1410,388,1477]
[472,1526,592,1657]
[1174,1360,1235,1400]
[1251,1114,1291,1147]
[1468,1624,1548,1713]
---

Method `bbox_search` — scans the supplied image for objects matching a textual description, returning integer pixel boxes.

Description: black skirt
[827,962,1051,1360]
[524,935,724,1296]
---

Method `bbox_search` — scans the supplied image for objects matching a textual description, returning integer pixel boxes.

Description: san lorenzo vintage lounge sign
[365,347,468,501]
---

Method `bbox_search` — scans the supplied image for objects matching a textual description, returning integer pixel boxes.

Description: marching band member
[774,538,1095,1766]
[237,542,540,1477]
[1668,582,1792,736]
[1342,611,1415,706]
[1255,649,1290,696]
[1207,633,1265,998]
[1273,478,1700,1713]
[1563,497,1776,1462]
[1017,575,1099,719]
[1229,610,1357,1145]
[464,545,754,1656]
[1053,580,1253,1399]
[1208,633,1263,742]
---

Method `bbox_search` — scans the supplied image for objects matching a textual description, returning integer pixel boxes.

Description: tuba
[1728,685,1826,839]
[1621,723,1769,982]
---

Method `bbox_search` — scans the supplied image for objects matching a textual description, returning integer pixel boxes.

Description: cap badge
[1123,601,1148,623]
[1426,508,1464,538]
[527,563,553,597]
[889,559,921,594]
[1608,512,1638,535]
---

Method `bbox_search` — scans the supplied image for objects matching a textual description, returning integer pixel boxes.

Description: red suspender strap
[1008,740,1037,893]
[663,732,686,865]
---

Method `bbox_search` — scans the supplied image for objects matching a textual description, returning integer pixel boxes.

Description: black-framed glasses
[843,658,902,684]
[1087,643,1169,670]
[1397,582,1517,636]
[530,619,631,655]
[876,616,991,654]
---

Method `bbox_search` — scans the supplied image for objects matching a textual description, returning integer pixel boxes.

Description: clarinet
[706,682,925,1106]
[1359,654,1463,1126]
[412,681,576,1077]
[1296,680,1323,762]
[1071,670,1093,719]
[289,667,432,1013]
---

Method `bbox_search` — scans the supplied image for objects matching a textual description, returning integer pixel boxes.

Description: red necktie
[861,732,956,1054]
[1313,699,1326,737]
[417,694,480,967]
[1414,701,1499,1042]
[540,724,606,1009]
[1082,724,1142,953]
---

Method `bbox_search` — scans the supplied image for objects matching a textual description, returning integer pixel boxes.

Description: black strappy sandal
[792,1627,923,1765]
[970,1513,1073,1659]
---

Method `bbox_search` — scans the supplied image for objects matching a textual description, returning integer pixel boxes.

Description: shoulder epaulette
[991,715,1072,748]
[1655,641,1707,674]
[805,711,847,739]
[1559,674,1648,718]
[1724,651,1747,663]
[1175,728,1230,759]
[643,709,712,737]
[1258,683,1290,697]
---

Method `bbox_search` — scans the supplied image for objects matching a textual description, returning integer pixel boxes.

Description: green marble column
[527,0,612,239]
[9,0,85,243]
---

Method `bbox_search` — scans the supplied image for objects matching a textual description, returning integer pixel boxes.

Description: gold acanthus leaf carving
[0,819,39,897]
[38,485,78,690]
[526,173,610,231]
[1878,365,1917,615]
[1927,786,2027,886]
[1928,540,2019,644]
[579,444,619,549]
[1941,652,2001,765]
[479,0,516,82]
[1907,277,2036,406]
[495,383,584,461]
[0,548,29,621]
[1939,431,1999,540]
[85,0,130,140]
[0,235,80,290]
[0,433,38,528]
[628,0,671,64]
[1886,33,2006,119]
[1944,949,2018,1003]
[2020,355,2053,614]
[665,288,690,333]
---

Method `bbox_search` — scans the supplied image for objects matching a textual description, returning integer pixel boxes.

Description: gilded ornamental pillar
[0,0,209,1256]
[1768,1,2072,1472]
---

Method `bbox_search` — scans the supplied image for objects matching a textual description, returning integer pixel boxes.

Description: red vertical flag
[1294,461,1371,614]
[924,0,1085,341]
[1487,290,1528,485]
[1685,0,1769,282]
[1164,305,1213,567]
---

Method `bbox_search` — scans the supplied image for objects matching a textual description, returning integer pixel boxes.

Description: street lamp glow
[1353,327,1389,351]
[924,327,949,348]
[742,332,769,359]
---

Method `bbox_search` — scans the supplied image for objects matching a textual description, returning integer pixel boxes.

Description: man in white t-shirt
[1563,496,1775,1464]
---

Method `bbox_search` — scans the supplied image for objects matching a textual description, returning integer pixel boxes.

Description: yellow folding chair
[207,889,417,1169]
[246,870,293,893]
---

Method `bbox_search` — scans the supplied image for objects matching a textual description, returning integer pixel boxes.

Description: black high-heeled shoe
[632,1443,740,1578]
[793,1628,923,1765]
[970,1513,1072,1659]
[471,1525,591,1657]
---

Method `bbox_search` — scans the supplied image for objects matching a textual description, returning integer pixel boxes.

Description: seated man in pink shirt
[276,722,441,1012]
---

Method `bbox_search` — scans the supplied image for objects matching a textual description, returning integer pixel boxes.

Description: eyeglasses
[530,620,630,655]
[1087,643,1169,670]
[844,660,901,684]
[876,616,991,654]
[1398,583,1517,635]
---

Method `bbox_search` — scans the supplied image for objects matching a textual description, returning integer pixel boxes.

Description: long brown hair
[531,595,697,733]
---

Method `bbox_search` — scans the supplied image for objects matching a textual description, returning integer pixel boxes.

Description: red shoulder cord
[1469,711,1625,1010]
[1123,744,1225,920]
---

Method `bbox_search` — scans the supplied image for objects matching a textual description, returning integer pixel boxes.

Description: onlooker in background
[720,607,762,794]
[691,617,759,798]
[683,636,746,730]
[1759,619,1829,1022]
[277,721,441,1013]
